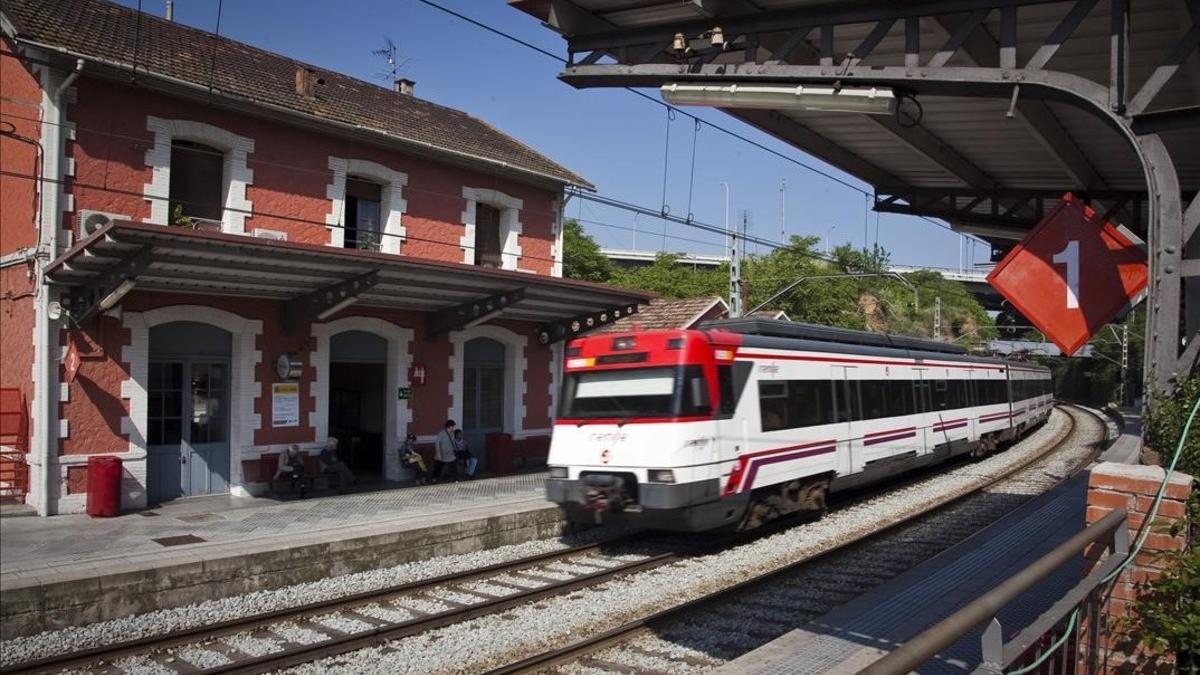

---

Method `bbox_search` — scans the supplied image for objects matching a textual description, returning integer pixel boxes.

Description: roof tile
[3,0,590,187]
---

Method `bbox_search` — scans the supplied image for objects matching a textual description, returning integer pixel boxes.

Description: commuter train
[545,319,1053,532]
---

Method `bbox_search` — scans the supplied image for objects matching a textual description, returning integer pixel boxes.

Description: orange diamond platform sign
[987,194,1147,356]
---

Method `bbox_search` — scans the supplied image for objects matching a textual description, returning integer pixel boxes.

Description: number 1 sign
[987,194,1148,356]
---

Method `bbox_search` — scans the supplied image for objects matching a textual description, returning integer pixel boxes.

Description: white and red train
[545,319,1053,532]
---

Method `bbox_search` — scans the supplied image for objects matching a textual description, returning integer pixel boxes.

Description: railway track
[487,405,1107,674]
[0,541,679,675]
[1,406,1102,675]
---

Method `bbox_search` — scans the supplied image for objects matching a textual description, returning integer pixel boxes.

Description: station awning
[44,221,654,344]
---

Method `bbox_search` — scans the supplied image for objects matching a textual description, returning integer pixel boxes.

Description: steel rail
[0,541,618,675]
[485,405,1097,675]
[3,408,1093,675]
[216,552,680,675]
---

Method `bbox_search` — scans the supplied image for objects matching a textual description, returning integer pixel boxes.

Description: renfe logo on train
[987,193,1148,356]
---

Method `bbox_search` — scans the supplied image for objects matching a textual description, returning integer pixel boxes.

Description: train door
[832,366,858,476]
[715,360,751,484]
[913,370,933,455]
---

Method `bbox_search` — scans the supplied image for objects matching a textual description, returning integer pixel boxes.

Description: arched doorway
[329,330,387,478]
[147,321,232,503]
[462,337,506,463]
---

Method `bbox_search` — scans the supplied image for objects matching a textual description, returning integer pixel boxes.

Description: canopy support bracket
[536,303,641,345]
[426,287,526,339]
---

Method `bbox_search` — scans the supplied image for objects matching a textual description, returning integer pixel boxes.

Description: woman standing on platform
[433,419,458,482]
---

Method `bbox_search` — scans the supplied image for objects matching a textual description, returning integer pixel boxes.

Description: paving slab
[1,473,561,637]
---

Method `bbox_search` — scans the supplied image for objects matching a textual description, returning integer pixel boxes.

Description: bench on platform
[511,436,550,471]
[241,452,329,498]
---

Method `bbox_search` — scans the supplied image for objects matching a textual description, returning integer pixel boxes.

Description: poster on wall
[272,382,300,427]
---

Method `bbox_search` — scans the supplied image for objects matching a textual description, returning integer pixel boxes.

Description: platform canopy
[44,221,653,344]
[513,0,1198,243]
[512,0,1200,389]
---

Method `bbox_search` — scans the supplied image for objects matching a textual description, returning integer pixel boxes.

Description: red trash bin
[486,432,513,474]
[86,456,122,517]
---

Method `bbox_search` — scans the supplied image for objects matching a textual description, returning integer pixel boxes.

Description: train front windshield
[560,365,710,419]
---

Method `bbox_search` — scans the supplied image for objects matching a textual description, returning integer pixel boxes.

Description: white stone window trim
[460,187,523,270]
[120,305,263,507]
[143,116,255,234]
[325,157,408,254]
[551,196,565,278]
[448,325,527,437]
[311,317,415,482]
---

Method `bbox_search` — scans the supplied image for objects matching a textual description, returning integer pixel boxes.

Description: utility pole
[779,180,786,244]
[933,296,942,339]
[730,210,743,317]
[720,182,730,259]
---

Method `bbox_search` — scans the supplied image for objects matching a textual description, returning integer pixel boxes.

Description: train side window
[681,368,711,416]
[932,380,948,410]
[759,381,788,431]
[859,380,888,419]
[950,379,969,403]
[717,365,737,418]
[892,379,916,415]
[796,380,838,427]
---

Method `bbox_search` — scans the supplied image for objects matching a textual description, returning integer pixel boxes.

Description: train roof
[699,318,1048,373]
[703,318,968,355]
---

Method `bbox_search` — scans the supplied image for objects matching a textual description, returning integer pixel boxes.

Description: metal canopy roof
[512,0,1199,243]
[45,221,653,341]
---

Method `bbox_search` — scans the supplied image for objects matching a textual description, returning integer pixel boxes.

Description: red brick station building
[0,0,650,515]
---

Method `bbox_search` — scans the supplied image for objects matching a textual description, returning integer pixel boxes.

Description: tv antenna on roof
[372,37,408,84]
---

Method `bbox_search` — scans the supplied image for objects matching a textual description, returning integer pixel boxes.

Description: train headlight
[648,469,676,484]
[548,466,569,479]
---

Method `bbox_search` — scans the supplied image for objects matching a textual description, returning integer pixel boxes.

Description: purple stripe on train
[741,444,837,492]
[862,430,918,446]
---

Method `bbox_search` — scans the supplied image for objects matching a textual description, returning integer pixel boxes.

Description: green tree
[610,253,727,299]
[561,219,614,283]
[739,238,994,344]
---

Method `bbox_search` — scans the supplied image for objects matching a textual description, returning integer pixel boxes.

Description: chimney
[295,67,321,99]
[165,0,174,21]
[394,78,415,96]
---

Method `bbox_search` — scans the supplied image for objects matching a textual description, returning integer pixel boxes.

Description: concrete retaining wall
[1,504,565,637]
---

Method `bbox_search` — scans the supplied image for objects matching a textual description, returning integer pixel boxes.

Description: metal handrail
[861,508,1129,675]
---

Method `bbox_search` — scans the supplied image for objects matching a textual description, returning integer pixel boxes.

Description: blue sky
[115,0,987,269]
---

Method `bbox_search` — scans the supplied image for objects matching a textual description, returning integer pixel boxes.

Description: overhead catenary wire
[1,108,808,260]
[411,0,980,241]
[0,167,569,267]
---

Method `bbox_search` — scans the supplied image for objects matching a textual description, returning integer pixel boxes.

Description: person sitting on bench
[274,444,309,497]
[319,437,356,490]
[399,433,429,484]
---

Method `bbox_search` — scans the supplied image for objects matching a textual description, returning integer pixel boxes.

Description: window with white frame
[326,158,407,254]
[474,203,503,267]
[144,116,254,234]
[168,140,224,225]
[460,187,522,270]
[343,177,384,251]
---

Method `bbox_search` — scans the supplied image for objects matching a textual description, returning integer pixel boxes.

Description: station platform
[718,472,1090,674]
[1,473,558,638]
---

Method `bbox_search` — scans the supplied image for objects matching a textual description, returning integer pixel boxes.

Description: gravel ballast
[0,527,629,667]
[286,410,1091,674]
[1,408,1100,675]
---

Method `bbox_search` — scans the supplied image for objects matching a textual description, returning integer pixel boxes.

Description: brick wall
[1084,462,1194,673]
[66,78,560,273]
[0,36,43,460]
